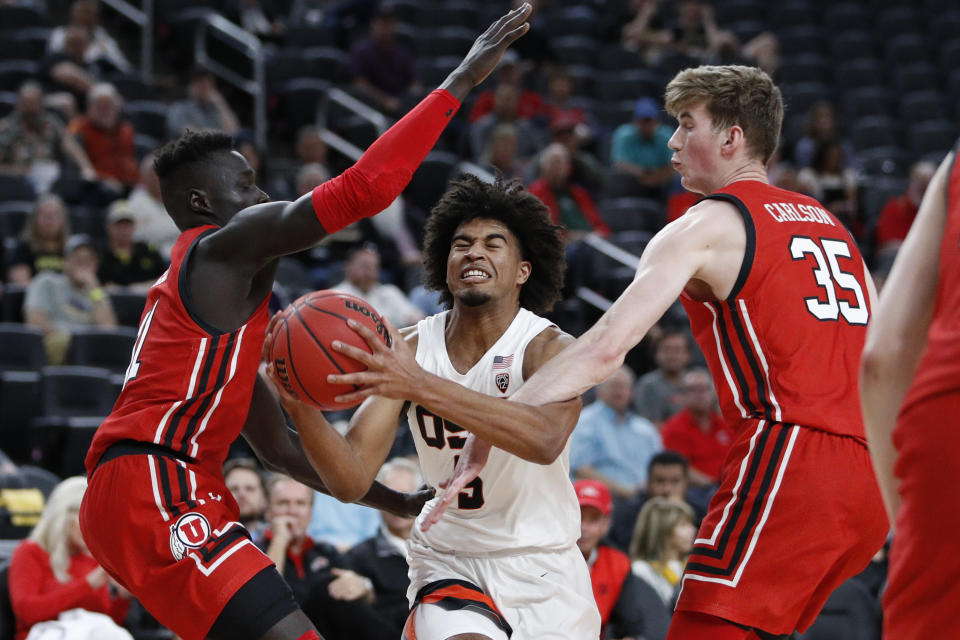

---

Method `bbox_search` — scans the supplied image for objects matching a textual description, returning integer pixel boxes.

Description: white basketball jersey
[407,308,581,556]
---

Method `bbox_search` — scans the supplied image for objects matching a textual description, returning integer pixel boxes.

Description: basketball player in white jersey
[263,175,600,640]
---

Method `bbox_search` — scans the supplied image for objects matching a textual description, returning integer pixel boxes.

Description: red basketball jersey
[900,144,960,414]
[680,180,870,440]
[85,225,270,476]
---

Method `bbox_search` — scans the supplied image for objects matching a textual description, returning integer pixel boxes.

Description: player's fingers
[492,3,531,38]
[345,318,388,352]
[333,388,375,404]
[499,21,530,47]
[331,340,377,366]
[326,370,376,385]
[380,316,400,350]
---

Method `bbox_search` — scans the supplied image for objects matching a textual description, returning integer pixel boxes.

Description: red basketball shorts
[884,392,960,640]
[675,420,887,635]
[80,452,274,640]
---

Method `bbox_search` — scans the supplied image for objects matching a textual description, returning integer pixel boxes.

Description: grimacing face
[445,218,530,309]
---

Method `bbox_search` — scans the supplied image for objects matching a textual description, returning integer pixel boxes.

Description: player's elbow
[860,335,908,383]
[327,478,369,505]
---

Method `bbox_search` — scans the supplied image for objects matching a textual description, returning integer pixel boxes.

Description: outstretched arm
[329,320,583,464]
[511,201,739,406]
[200,5,532,272]
[860,150,953,523]
[241,373,427,517]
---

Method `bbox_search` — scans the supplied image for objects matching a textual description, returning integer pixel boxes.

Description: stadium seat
[940,39,960,76]
[283,24,333,49]
[108,72,156,102]
[824,4,867,33]
[907,120,958,162]
[728,20,766,43]
[948,68,960,101]
[779,83,832,119]
[405,151,458,213]
[596,70,663,103]
[134,133,159,161]
[38,366,117,419]
[0,92,15,119]
[930,10,960,48]
[0,61,39,92]
[850,116,901,152]
[301,48,350,85]
[125,100,169,141]
[331,114,379,151]
[542,9,599,39]
[776,26,826,58]
[109,290,147,328]
[857,146,909,178]
[834,59,885,90]
[829,31,876,63]
[875,7,921,41]
[418,27,476,58]
[840,86,896,121]
[892,63,940,94]
[0,324,45,373]
[417,2,478,29]
[769,3,817,32]
[776,54,830,86]
[598,45,643,72]
[0,174,35,203]
[274,78,331,135]
[798,578,880,640]
[565,65,597,100]
[899,90,947,123]
[0,5,45,29]
[0,201,31,238]
[416,56,462,88]
[553,36,598,67]
[0,370,42,461]
[884,33,930,66]
[714,0,766,26]
[0,286,25,324]
[599,198,664,234]
[66,327,138,375]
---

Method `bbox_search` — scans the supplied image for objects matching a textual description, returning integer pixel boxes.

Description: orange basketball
[268,290,391,411]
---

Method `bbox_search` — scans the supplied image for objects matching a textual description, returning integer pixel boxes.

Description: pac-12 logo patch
[495,372,510,393]
[170,512,211,561]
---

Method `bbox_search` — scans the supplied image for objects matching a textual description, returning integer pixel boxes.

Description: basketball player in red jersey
[861,141,960,639]
[78,7,532,640]
[432,65,889,638]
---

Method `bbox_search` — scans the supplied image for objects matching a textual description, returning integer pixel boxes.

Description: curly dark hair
[153,130,234,182]
[422,174,566,315]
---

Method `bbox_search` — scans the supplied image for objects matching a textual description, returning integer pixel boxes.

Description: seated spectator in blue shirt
[571,365,662,501]
[610,97,674,198]
[307,493,380,552]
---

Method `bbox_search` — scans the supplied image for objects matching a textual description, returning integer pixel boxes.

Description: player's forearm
[410,373,575,464]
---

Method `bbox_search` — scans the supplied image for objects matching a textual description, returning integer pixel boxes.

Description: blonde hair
[28,476,87,583]
[629,497,695,563]
[22,194,71,253]
[665,65,783,165]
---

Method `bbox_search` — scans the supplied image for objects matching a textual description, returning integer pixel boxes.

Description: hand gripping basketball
[327,317,423,405]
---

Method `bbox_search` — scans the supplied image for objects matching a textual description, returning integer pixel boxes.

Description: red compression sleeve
[312,89,461,233]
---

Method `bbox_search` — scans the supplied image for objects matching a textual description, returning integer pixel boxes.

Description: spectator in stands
[571,366,663,500]
[575,479,671,640]
[295,162,330,198]
[48,0,131,73]
[668,0,722,62]
[128,153,177,260]
[469,81,543,163]
[633,328,690,425]
[68,83,138,190]
[307,490,381,552]
[332,245,423,327]
[629,497,697,607]
[875,160,937,253]
[9,476,133,640]
[296,126,329,167]
[166,67,240,138]
[610,98,674,199]
[660,368,733,487]
[0,82,95,195]
[259,475,392,640]
[541,67,587,129]
[348,4,418,116]
[549,113,605,196]
[528,143,610,240]
[467,50,543,124]
[43,26,103,114]
[609,451,704,551]
[24,234,116,364]
[480,123,527,183]
[7,195,72,285]
[619,0,673,63]
[343,458,420,637]
[797,139,860,235]
[792,101,853,170]
[97,200,166,291]
[224,458,269,541]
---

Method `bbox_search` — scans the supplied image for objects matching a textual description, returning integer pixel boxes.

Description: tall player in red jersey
[861,141,960,639]
[78,7,532,640]
[433,65,888,638]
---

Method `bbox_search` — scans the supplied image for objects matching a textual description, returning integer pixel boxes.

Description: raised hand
[420,434,492,532]
[441,3,532,100]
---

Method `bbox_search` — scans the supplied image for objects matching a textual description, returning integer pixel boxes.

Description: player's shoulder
[523,324,575,372]
[399,324,420,352]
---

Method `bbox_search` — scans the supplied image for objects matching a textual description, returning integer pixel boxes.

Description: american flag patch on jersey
[492,355,513,370]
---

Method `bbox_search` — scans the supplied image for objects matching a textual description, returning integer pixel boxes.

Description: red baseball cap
[574,479,612,515]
